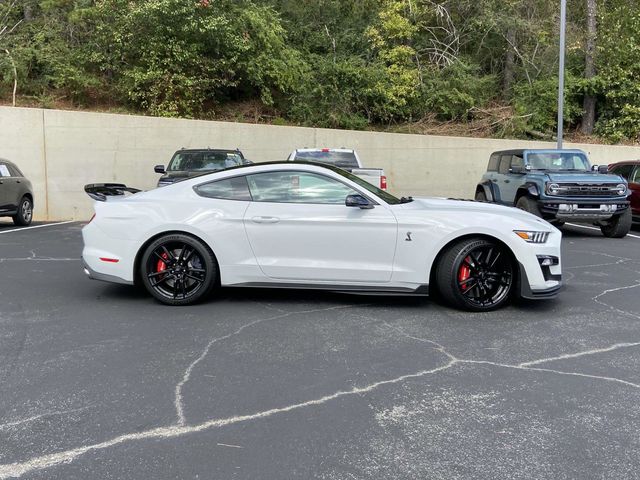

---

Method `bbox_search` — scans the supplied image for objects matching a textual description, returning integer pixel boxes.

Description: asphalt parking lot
[1,220,640,479]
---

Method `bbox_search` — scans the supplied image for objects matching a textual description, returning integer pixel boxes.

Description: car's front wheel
[12,196,33,226]
[436,238,515,312]
[600,208,632,238]
[140,233,218,305]
[475,190,487,202]
[515,196,542,218]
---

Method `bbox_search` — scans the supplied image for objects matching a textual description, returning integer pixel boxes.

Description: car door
[0,162,17,212]
[494,155,513,205]
[629,165,640,217]
[243,170,398,283]
[496,154,523,205]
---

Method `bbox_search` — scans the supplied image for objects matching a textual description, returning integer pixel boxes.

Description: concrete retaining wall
[2,106,640,220]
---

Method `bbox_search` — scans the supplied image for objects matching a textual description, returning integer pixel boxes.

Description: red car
[609,160,640,224]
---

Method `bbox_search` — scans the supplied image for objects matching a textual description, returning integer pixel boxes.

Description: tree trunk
[581,0,597,135]
[502,27,516,101]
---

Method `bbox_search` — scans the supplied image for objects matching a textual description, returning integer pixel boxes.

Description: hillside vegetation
[1,0,639,142]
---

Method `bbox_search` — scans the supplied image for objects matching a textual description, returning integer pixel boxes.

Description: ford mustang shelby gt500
[82,162,562,311]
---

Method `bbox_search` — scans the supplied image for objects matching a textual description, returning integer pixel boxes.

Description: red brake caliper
[458,257,471,290]
[157,252,169,273]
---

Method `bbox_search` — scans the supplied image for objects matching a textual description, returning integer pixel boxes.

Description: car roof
[172,148,244,156]
[294,148,355,153]
[0,158,18,168]
[203,160,343,176]
[609,160,640,166]
[491,149,586,155]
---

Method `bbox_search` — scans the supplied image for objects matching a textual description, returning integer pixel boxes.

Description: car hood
[543,172,624,183]
[400,197,553,229]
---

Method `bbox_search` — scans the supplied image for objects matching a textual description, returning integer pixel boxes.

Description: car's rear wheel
[12,196,33,226]
[600,208,632,238]
[436,238,514,312]
[475,190,487,202]
[515,196,542,218]
[140,233,217,305]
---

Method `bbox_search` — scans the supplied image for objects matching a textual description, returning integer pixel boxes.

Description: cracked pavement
[1,221,639,479]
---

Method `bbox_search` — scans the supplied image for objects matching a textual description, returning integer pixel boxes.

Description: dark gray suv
[0,158,34,226]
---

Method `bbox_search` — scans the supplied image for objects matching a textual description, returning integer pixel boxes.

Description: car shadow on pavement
[96,282,556,315]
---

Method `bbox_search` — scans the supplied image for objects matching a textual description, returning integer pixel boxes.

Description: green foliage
[593,1,640,141]
[512,74,583,134]
[1,0,639,140]
[422,62,497,120]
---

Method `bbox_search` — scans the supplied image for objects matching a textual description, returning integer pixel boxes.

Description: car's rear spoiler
[84,183,141,202]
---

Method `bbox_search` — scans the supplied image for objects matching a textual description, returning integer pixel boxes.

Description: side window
[487,154,500,172]
[194,176,252,201]
[498,156,511,174]
[6,164,21,177]
[630,166,640,183]
[510,155,524,169]
[246,171,358,204]
[612,164,633,180]
[0,163,10,177]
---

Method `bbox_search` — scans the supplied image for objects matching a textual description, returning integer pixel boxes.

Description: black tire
[436,238,514,312]
[475,190,487,202]
[600,208,632,238]
[550,220,565,228]
[12,196,33,226]
[515,195,542,218]
[140,233,218,305]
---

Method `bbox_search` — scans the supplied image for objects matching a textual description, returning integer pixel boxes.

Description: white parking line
[566,223,640,239]
[0,221,76,235]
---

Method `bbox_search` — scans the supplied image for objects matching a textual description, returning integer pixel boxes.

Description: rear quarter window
[487,154,500,172]
[194,176,252,201]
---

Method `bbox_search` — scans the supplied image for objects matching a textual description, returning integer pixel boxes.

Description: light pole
[557,0,567,149]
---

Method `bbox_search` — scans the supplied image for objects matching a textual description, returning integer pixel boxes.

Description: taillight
[321,148,330,152]
[88,213,96,224]
[380,175,387,190]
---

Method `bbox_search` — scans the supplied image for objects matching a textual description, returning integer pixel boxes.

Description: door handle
[251,216,280,224]
[504,179,510,183]
[16,180,20,183]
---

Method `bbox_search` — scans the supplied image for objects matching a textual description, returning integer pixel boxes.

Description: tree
[581,0,597,135]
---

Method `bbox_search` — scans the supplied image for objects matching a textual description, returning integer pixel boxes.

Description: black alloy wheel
[141,233,217,305]
[13,196,33,226]
[436,238,514,311]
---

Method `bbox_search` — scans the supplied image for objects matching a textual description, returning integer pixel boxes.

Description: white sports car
[82,162,562,311]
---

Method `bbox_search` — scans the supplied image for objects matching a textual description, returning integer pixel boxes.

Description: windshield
[332,167,402,205]
[526,152,590,171]
[293,151,359,169]
[168,151,244,172]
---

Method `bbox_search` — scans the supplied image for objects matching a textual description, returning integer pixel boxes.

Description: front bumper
[539,199,630,221]
[518,261,562,299]
[514,230,562,300]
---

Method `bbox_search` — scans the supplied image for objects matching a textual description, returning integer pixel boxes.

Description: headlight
[615,183,627,195]
[514,230,550,243]
[546,183,561,195]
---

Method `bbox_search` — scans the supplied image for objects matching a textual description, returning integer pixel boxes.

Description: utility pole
[557,0,567,149]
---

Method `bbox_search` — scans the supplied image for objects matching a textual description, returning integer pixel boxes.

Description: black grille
[550,183,621,196]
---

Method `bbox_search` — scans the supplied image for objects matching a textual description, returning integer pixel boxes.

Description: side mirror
[345,194,374,209]
[598,165,609,174]
[154,164,166,174]
[509,165,524,174]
